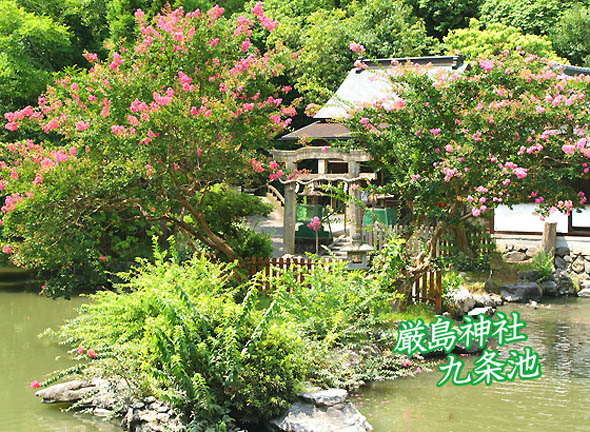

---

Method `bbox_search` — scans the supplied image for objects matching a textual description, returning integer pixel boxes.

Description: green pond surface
[356,298,590,432]
[0,289,120,432]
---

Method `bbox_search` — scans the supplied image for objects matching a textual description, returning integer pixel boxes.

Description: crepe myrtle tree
[343,48,590,288]
[1,3,295,264]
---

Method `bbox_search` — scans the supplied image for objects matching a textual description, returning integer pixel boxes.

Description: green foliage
[269,0,439,105]
[229,226,273,258]
[17,0,109,61]
[445,19,564,62]
[479,0,578,36]
[441,271,465,309]
[403,0,481,39]
[440,252,490,272]
[531,249,554,282]
[265,258,402,346]
[0,0,73,117]
[55,247,306,428]
[550,4,590,67]
[370,236,409,292]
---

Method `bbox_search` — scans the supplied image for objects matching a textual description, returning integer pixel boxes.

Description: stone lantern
[342,240,373,270]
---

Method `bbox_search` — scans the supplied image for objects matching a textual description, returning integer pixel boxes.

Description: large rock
[500,282,542,303]
[449,287,475,316]
[35,380,98,404]
[37,380,183,432]
[484,278,499,294]
[517,270,540,283]
[504,251,528,263]
[555,246,570,256]
[572,256,586,273]
[578,288,590,297]
[268,390,372,432]
[553,270,575,296]
[554,256,567,270]
[472,293,502,307]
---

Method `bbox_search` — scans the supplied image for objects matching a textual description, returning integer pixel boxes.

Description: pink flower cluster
[349,42,366,54]
[251,2,278,31]
[307,216,321,232]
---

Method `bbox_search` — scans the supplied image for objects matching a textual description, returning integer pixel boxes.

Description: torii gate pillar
[283,161,297,255]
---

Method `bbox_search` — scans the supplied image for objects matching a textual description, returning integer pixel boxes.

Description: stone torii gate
[271,147,373,255]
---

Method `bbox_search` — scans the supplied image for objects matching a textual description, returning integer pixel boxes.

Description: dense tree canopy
[550,4,590,68]
[445,19,564,62]
[344,52,590,277]
[0,1,74,116]
[1,4,293,295]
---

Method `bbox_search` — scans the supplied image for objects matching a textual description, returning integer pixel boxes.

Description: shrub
[53,244,306,428]
[531,249,554,282]
[264,257,402,346]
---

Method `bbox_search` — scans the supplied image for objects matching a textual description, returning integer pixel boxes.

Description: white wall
[572,207,590,228]
[494,204,569,233]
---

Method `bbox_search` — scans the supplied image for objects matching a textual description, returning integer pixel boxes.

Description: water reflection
[0,289,120,432]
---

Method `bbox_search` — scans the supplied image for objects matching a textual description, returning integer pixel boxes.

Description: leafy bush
[53,244,306,429]
[229,226,273,259]
[531,249,554,282]
[265,259,401,346]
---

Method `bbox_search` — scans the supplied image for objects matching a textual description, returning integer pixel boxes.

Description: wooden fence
[237,256,335,290]
[361,223,494,309]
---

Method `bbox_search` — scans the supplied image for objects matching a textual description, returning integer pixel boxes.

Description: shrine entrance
[270,147,373,255]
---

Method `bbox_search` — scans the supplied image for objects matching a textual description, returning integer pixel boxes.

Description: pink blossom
[259,16,278,31]
[145,164,153,176]
[562,144,575,155]
[307,216,321,232]
[83,52,98,63]
[416,367,423,374]
[269,160,278,170]
[75,121,89,131]
[430,128,441,137]
[251,2,264,17]
[5,122,18,131]
[359,117,369,125]
[401,358,411,368]
[77,346,85,355]
[321,146,327,152]
[87,349,97,359]
[472,208,481,217]
[250,159,264,173]
[535,106,545,114]
[207,5,224,22]
[479,59,494,72]
[513,167,527,179]
[109,52,123,71]
[30,380,41,389]
[445,144,453,153]
[2,244,13,254]
[349,42,366,54]
[206,38,219,47]
[10,168,18,180]
[240,38,251,52]
[196,147,202,157]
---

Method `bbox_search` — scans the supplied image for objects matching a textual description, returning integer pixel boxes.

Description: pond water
[0,289,120,432]
[356,298,590,432]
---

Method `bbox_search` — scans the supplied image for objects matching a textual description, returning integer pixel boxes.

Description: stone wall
[499,240,590,286]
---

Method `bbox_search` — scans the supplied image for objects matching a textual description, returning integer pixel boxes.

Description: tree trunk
[451,226,475,257]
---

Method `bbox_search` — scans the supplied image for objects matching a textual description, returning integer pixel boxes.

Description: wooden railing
[266,184,285,207]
